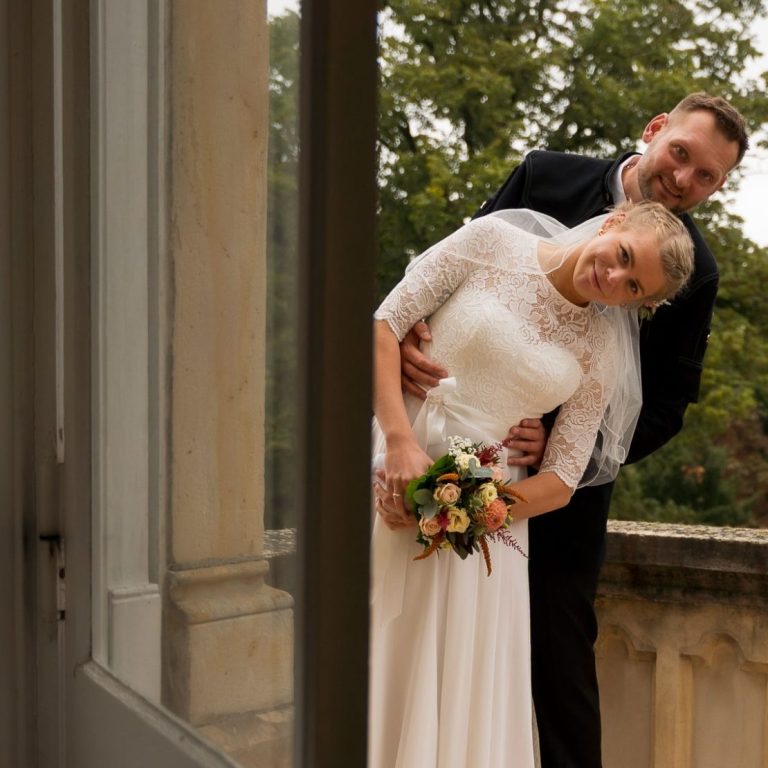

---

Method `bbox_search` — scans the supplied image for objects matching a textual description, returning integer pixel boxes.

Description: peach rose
[419,515,442,537]
[434,482,461,506]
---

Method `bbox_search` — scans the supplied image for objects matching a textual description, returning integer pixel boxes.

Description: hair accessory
[637,299,670,321]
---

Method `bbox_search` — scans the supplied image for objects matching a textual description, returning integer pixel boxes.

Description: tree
[265,10,300,529]
[378,0,573,292]
[378,0,768,525]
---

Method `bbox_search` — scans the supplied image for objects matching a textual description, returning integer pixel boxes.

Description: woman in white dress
[369,202,693,768]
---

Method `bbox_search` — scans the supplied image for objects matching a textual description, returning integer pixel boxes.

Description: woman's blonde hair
[610,200,694,303]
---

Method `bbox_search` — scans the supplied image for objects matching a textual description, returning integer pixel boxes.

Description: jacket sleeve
[472,150,615,226]
[625,273,718,464]
[472,160,530,218]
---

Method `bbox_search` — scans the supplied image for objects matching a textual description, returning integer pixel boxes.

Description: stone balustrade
[596,521,768,768]
[258,522,768,767]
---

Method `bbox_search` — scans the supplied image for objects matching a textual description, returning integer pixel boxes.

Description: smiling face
[571,224,668,307]
[632,109,740,214]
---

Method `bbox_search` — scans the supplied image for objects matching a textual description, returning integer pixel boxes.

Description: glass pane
[265,0,300,541]
[91,2,300,765]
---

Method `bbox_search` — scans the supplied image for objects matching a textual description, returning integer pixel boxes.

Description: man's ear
[715,173,728,193]
[642,113,669,144]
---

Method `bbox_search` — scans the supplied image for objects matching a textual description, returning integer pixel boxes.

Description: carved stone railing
[596,521,768,768]
[257,524,768,767]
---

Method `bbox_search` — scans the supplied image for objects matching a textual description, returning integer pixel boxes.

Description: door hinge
[39,533,66,621]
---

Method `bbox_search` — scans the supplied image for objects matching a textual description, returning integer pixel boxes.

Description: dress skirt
[369,387,535,768]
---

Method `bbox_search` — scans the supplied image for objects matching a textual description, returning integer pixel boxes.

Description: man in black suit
[382,93,748,767]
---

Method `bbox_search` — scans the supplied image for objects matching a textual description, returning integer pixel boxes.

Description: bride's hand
[379,437,432,530]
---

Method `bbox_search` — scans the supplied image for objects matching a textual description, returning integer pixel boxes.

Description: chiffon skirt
[369,392,535,767]
[369,513,533,768]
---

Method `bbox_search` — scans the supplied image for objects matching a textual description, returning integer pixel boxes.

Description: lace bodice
[375,216,617,490]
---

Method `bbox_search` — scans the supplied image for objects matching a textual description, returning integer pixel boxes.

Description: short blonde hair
[611,200,694,303]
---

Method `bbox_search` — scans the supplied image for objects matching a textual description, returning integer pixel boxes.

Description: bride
[369,201,693,768]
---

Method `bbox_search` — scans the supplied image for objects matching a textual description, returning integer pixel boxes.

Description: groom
[389,92,748,767]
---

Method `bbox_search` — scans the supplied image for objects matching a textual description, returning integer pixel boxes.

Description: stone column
[163,1,293,763]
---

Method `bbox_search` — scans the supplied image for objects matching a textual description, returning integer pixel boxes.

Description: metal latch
[39,533,66,621]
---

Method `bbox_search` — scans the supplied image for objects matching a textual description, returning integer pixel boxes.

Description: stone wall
[596,521,768,768]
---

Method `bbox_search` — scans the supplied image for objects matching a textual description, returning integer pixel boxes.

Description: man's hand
[400,321,448,400]
[503,418,547,467]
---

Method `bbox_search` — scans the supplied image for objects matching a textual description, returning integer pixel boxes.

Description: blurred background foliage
[267,1,768,528]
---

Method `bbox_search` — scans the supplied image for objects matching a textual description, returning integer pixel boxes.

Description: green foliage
[378,0,768,295]
[265,11,300,529]
[611,437,754,527]
[377,0,768,526]
[546,0,768,155]
[265,3,768,527]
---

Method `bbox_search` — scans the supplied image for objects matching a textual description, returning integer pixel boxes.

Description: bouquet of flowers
[405,436,527,576]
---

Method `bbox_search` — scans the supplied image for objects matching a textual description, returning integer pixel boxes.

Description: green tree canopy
[376,0,768,526]
[265,3,768,527]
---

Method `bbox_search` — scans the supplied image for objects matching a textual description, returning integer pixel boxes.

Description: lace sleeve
[374,217,520,341]
[539,326,619,490]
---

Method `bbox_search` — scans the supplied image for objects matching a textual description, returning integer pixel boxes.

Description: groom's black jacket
[475,150,719,568]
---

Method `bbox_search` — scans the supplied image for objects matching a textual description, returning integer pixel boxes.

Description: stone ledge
[168,559,294,624]
[601,521,768,608]
[197,705,293,768]
[606,520,768,572]
[263,528,296,559]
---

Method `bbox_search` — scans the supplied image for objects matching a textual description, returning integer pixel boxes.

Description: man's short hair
[669,92,749,166]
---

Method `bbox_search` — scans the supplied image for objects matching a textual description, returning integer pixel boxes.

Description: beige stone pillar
[163,1,293,762]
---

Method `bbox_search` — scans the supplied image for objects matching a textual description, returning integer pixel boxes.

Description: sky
[267,0,768,245]
[728,14,768,246]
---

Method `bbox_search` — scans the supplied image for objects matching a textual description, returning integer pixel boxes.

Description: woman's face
[571,224,668,307]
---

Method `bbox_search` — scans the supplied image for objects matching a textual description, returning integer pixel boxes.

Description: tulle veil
[405,208,642,488]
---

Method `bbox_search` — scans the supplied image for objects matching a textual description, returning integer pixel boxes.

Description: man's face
[635,109,739,214]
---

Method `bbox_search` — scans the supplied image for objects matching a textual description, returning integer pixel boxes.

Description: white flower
[455,453,476,472]
[448,435,474,458]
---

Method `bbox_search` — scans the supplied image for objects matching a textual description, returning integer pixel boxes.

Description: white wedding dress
[369,216,617,768]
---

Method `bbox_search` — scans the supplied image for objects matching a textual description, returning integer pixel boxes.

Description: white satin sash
[372,377,516,629]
